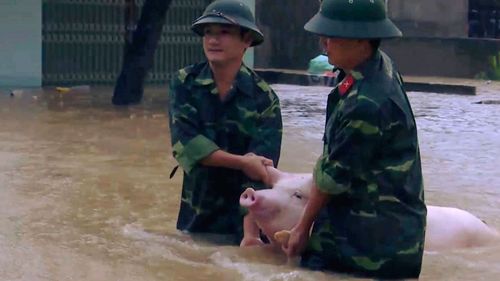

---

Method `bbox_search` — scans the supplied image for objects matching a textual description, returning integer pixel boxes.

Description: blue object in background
[307,54,335,76]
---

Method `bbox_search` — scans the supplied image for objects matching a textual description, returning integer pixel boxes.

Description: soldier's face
[202,24,252,65]
[321,37,368,70]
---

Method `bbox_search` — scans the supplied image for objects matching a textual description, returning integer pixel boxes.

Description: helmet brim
[304,12,402,39]
[192,15,264,46]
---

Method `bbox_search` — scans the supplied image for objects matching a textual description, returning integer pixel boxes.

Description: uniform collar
[193,62,216,87]
[349,49,383,80]
[335,50,384,96]
[234,64,256,97]
[193,62,255,97]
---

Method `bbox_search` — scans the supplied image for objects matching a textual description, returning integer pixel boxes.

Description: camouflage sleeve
[249,84,283,167]
[168,72,219,174]
[313,96,383,195]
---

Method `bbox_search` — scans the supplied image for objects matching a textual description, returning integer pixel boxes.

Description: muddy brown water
[1,84,499,281]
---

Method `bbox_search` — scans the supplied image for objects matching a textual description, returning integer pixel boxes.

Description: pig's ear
[266,166,282,187]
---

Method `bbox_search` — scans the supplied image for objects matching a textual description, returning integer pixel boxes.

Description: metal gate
[42,0,208,86]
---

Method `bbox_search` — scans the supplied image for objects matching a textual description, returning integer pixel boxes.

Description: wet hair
[240,27,253,42]
[370,39,381,51]
[239,27,254,50]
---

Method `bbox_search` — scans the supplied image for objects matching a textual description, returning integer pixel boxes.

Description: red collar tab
[338,74,355,96]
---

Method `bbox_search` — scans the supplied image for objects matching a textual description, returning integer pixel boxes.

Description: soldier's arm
[168,72,273,182]
[168,75,219,174]
[314,97,383,195]
[283,183,330,256]
[201,151,273,185]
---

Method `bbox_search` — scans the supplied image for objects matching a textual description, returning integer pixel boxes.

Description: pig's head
[239,167,313,240]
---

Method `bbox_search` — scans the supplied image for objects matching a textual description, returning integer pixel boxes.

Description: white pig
[239,167,499,252]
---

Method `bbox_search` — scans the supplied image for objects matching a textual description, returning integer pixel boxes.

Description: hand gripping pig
[239,167,499,252]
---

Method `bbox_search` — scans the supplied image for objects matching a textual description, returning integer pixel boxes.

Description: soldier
[283,0,427,279]
[168,0,283,245]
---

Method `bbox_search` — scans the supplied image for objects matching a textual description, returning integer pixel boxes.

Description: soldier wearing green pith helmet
[282,0,426,278]
[167,0,282,244]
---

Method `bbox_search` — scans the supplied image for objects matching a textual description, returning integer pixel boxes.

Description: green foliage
[488,52,500,80]
[475,51,500,81]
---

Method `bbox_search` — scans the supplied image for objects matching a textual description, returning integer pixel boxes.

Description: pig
[240,168,313,247]
[239,167,500,252]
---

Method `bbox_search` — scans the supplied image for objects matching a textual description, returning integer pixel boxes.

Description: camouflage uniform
[168,62,282,244]
[302,50,426,279]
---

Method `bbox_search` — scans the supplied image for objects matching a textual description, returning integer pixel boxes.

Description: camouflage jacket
[303,50,427,279]
[168,62,282,244]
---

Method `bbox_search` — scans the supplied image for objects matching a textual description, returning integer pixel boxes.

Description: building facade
[255,0,500,80]
[1,0,500,88]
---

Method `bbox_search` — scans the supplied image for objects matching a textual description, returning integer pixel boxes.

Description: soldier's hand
[282,223,309,257]
[241,153,273,185]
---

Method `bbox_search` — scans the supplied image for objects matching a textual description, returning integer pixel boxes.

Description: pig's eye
[293,191,303,200]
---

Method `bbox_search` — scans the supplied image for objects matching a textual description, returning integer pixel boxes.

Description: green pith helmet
[192,0,264,46]
[304,0,402,39]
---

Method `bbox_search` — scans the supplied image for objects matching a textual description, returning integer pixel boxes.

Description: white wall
[387,0,469,37]
[0,0,42,87]
[242,0,255,68]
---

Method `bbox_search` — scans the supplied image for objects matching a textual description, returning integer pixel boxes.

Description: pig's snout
[240,188,258,208]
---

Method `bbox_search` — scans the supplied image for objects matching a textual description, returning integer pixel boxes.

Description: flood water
[0,84,499,281]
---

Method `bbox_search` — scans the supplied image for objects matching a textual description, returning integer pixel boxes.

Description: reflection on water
[0,85,499,281]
